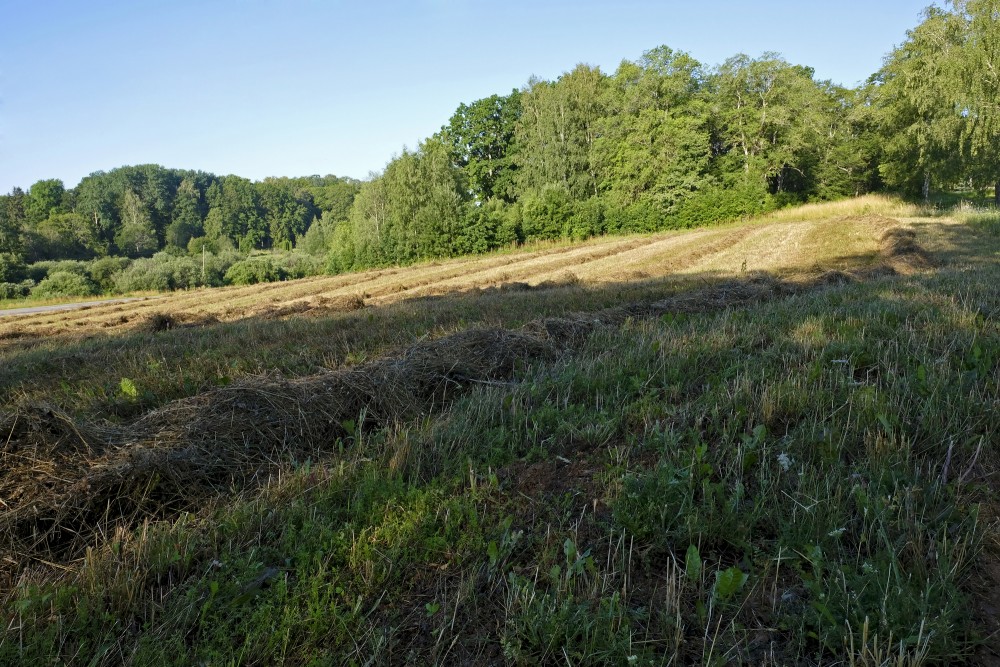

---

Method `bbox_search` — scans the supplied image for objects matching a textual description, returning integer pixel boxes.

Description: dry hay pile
[0,327,556,577]
[879,226,935,272]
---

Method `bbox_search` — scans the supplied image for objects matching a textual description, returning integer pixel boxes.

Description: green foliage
[223,257,287,286]
[29,259,89,280]
[295,213,333,255]
[520,185,574,242]
[0,280,33,300]
[603,199,663,234]
[596,47,712,214]
[26,179,66,224]
[0,252,26,282]
[31,270,99,298]
[119,377,139,399]
[24,212,99,261]
[516,65,608,201]
[445,90,522,202]
[676,180,775,226]
[0,188,26,256]
[88,256,132,291]
[271,251,323,280]
[166,177,205,249]
[344,136,469,268]
[454,199,522,254]
[299,175,361,221]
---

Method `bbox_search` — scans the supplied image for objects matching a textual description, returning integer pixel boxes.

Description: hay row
[0,222,932,585]
[0,327,559,580]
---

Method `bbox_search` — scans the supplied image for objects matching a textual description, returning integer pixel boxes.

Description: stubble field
[1,196,998,665]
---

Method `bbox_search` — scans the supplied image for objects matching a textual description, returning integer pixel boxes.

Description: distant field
[1,199,997,666]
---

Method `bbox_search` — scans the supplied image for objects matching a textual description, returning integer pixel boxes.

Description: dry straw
[0,218,930,587]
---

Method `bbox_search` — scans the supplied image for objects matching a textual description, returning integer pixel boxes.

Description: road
[0,297,147,318]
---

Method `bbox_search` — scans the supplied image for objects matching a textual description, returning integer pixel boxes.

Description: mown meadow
[0,199,997,665]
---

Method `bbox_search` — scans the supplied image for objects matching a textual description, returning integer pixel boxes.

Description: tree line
[1,0,997,290]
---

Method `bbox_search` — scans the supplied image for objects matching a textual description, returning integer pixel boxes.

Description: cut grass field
[0,195,997,665]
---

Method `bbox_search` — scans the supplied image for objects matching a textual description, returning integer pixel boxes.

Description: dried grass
[879,227,935,272]
[0,327,556,579]
[0,219,937,587]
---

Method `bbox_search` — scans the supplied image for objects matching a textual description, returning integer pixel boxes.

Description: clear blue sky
[0,0,930,193]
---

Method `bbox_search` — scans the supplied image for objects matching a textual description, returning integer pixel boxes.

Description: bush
[0,253,26,283]
[112,259,173,293]
[203,250,241,286]
[566,198,607,240]
[187,236,215,255]
[296,216,332,256]
[520,186,573,242]
[0,280,33,300]
[88,256,132,291]
[224,257,287,286]
[324,222,358,274]
[31,271,99,299]
[167,255,203,289]
[273,252,323,280]
[604,200,665,234]
[677,181,775,227]
[27,259,89,283]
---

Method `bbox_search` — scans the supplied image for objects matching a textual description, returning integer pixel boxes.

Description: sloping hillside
[1,201,997,665]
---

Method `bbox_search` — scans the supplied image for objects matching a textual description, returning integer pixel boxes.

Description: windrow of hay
[0,221,936,587]
[879,226,935,272]
[0,327,557,581]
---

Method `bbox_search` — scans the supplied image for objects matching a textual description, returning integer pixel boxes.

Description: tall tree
[811,85,882,199]
[594,46,712,213]
[76,171,120,253]
[710,54,832,196]
[0,189,27,257]
[166,177,205,249]
[952,0,1000,203]
[515,64,608,200]
[116,189,158,257]
[206,176,265,250]
[870,7,967,199]
[445,90,522,202]
[257,179,317,249]
[25,179,66,225]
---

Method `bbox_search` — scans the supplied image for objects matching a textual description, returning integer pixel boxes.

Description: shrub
[224,257,287,286]
[27,259,89,282]
[604,200,666,234]
[677,181,775,227]
[273,252,323,280]
[520,186,574,242]
[0,281,33,300]
[296,216,332,256]
[112,259,173,293]
[31,271,99,299]
[566,198,607,240]
[0,253,26,283]
[167,255,203,289]
[203,250,241,286]
[88,256,132,291]
[187,236,215,255]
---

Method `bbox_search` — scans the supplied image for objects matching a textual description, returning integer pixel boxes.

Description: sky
[0,0,932,193]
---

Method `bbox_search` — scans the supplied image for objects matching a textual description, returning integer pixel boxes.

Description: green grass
[1,210,998,665]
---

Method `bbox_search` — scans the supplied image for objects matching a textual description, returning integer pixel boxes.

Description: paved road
[0,297,147,318]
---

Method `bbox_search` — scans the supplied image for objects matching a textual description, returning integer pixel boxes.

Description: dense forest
[1,0,997,299]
